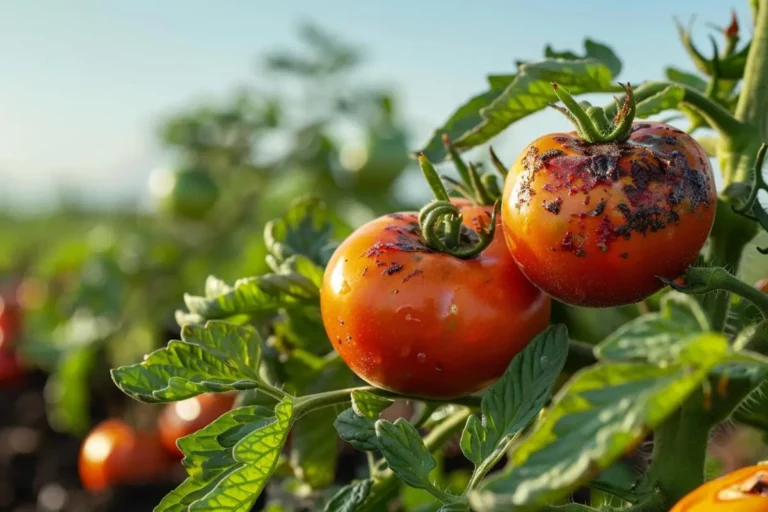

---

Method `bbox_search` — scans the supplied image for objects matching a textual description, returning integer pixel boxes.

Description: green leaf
[470,333,728,511]
[595,292,708,363]
[486,75,516,89]
[420,58,619,161]
[324,480,373,512]
[375,418,440,493]
[188,398,294,511]
[545,39,622,77]
[334,408,379,451]
[264,197,339,268]
[111,321,264,403]
[182,268,319,322]
[418,88,509,161]
[352,390,395,420]
[156,399,293,512]
[634,84,685,118]
[460,325,569,466]
[588,461,652,504]
[664,68,707,91]
[291,408,340,488]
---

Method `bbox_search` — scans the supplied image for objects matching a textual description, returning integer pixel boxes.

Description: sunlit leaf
[111,321,263,403]
[471,334,728,511]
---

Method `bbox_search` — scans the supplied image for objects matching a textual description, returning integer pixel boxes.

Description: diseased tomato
[320,199,551,399]
[158,392,236,458]
[79,419,174,491]
[502,120,716,307]
[671,464,768,511]
[149,166,220,221]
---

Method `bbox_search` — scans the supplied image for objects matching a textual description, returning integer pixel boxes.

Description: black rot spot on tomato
[402,269,423,283]
[542,197,563,214]
[383,263,404,275]
[620,252,629,259]
[361,267,368,277]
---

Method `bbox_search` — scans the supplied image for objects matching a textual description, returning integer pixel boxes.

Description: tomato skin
[158,393,236,458]
[502,122,716,307]
[320,201,551,399]
[79,419,174,492]
[671,464,768,511]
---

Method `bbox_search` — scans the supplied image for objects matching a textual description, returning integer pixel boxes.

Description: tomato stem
[442,135,498,205]
[488,147,508,177]
[735,0,768,142]
[417,154,500,259]
[551,83,635,143]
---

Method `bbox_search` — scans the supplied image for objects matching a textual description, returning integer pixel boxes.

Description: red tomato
[320,201,551,399]
[79,419,174,491]
[0,349,25,385]
[671,464,768,511]
[502,122,716,307]
[158,392,236,458]
[0,291,22,351]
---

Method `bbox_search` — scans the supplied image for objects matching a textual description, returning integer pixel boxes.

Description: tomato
[149,166,220,220]
[756,278,768,294]
[320,200,551,399]
[0,349,25,385]
[79,419,174,491]
[0,291,21,351]
[502,122,716,307]
[158,392,236,458]
[671,464,768,511]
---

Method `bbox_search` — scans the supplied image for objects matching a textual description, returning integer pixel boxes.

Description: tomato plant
[79,419,174,492]
[671,463,768,511]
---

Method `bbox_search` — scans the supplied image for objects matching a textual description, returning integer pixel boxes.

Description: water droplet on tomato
[417,352,426,363]
[435,363,443,372]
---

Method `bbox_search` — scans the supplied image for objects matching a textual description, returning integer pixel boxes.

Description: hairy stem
[735,0,768,140]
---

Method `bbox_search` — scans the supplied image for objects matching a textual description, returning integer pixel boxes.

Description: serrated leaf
[334,408,379,451]
[111,321,263,403]
[595,292,708,363]
[545,39,622,77]
[184,398,294,511]
[665,67,707,91]
[375,418,437,491]
[419,88,509,161]
[460,325,569,466]
[205,276,232,299]
[324,480,373,512]
[634,84,685,119]
[183,268,319,321]
[352,390,395,420]
[470,333,728,511]
[420,58,619,161]
[264,197,339,267]
[177,406,274,481]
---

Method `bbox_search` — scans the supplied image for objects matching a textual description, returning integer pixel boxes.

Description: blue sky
[0,0,748,211]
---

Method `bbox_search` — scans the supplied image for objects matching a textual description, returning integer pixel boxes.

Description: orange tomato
[502,122,716,307]
[79,419,174,491]
[671,464,768,511]
[158,392,236,458]
[321,201,551,399]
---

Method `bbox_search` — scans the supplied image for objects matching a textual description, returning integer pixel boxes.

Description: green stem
[257,381,290,401]
[735,0,768,140]
[675,266,768,318]
[359,408,472,512]
[465,435,519,493]
[648,406,710,505]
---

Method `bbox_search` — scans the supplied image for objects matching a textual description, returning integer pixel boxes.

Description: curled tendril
[418,200,500,259]
[730,144,768,252]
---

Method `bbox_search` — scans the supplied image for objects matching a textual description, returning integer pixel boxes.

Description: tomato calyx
[417,154,500,259]
[551,82,636,144]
